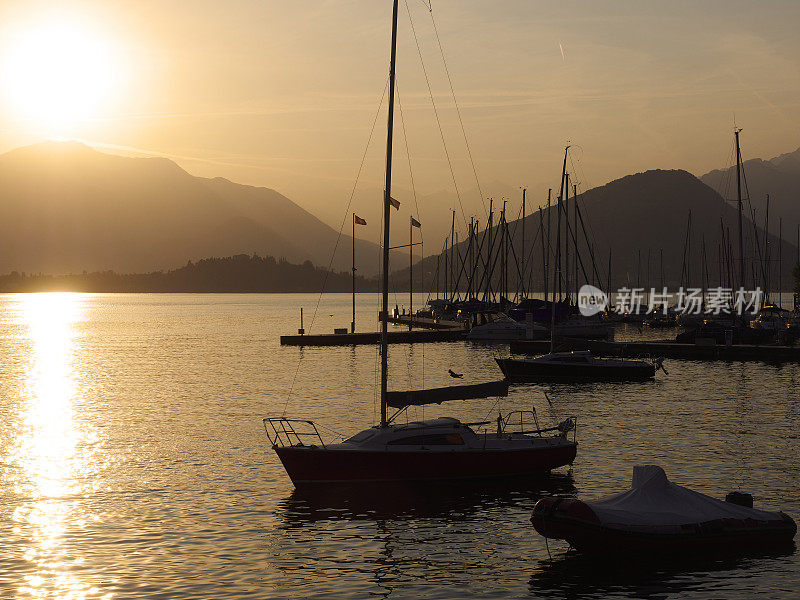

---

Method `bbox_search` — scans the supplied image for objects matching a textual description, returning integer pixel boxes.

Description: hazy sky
[1,0,799,243]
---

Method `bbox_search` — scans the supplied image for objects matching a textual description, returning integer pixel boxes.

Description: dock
[509,339,800,363]
[280,328,466,346]
[386,315,464,330]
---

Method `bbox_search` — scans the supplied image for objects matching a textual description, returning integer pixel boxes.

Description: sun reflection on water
[6,293,108,600]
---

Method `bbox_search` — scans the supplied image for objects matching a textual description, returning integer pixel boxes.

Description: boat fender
[725,491,754,508]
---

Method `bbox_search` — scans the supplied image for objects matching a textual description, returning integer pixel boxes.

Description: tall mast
[468,217,474,300]
[444,234,449,302]
[573,183,578,303]
[485,200,493,303]
[551,146,570,352]
[545,189,551,303]
[764,194,770,301]
[539,204,546,303]
[521,188,526,299]
[436,253,440,299]
[779,216,783,309]
[352,214,356,333]
[563,173,569,304]
[646,248,651,308]
[450,209,456,301]
[702,236,709,309]
[379,0,398,428]
[505,203,510,301]
[735,128,745,291]
[409,217,413,330]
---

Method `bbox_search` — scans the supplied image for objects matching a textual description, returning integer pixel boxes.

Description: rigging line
[395,83,421,395]
[426,1,488,220]
[403,0,469,230]
[566,154,601,267]
[396,81,424,245]
[397,80,428,391]
[281,77,389,416]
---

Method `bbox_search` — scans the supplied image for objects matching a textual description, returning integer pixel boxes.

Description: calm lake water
[0,293,797,599]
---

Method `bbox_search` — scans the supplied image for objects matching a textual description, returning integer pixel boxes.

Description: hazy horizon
[2,1,800,239]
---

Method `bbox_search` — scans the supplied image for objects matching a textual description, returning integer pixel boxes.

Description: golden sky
[1,0,799,239]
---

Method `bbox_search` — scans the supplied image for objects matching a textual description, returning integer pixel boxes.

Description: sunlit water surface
[0,293,797,599]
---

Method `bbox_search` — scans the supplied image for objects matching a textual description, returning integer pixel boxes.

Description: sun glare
[2,23,117,131]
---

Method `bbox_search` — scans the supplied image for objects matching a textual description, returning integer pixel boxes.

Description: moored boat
[264,0,578,488]
[496,350,658,383]
[468,312,547,341]
[266,414,577,486]
[530,465,796,554]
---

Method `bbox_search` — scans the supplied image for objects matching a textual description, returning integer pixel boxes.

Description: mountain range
[400,167,798,298]
[0,140,797,298]
[701,146,800,247]
[0,141,410,276]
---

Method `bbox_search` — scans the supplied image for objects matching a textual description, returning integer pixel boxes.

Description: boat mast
[573,183,578,303]
[468,217,474,300]
[450,209,455,302]
[379,0,398,428]
[735,128,745,291]
[539,203,546,303]
[352,214,356,333]
[764,194,770,302]
[545,189,551,303]
[779,216,783,309]
[485,200,493,303]
[521,187,526,299]
[551,146,569,352]
[502,200,507,304]
[409,216,413,330]
[563,173,569,305]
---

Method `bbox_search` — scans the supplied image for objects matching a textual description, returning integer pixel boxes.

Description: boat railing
[500,410,578,442]
[501,410,542,435]
[263,417,326,449]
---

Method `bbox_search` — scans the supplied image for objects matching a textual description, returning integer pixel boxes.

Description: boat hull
[496,358,655,382]
[274,443,577,486]
[531,497,797,555]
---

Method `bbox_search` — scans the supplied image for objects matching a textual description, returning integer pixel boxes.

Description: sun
[1,22,116,131]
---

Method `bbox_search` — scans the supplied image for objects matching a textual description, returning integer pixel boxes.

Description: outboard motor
[725,491,754,508]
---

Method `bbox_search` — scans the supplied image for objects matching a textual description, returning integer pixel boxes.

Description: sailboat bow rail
[263,418,327,448]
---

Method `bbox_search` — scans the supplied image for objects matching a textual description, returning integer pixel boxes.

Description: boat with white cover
[531,465,796,554]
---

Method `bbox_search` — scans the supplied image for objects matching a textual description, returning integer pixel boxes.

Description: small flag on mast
[410,216,421,228]
[354,214,367,225]
[389,196,400,210]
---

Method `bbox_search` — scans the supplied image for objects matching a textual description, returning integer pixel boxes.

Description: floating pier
[280,328,466,346]
[509,339,800,363]
[386,315,464,330]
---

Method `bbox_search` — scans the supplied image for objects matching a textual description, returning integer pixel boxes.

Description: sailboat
[496,147,663,383]
[263,0,577,487]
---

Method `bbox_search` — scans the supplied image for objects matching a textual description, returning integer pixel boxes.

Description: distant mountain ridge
[0,141,408,276]
[701,145,800,248]
[401,168,798,296]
